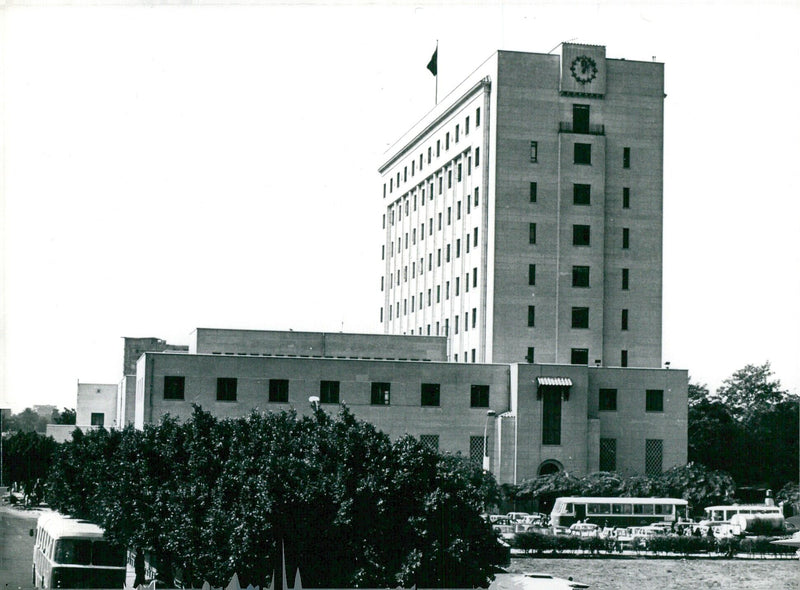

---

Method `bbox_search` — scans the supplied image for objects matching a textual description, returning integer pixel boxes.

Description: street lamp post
[0,408,7,489]
[308,396,320,412]
[482,410,496,471]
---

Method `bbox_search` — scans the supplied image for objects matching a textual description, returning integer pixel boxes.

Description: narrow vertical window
[530,182,537,202]
[528,264,536,286]
[622,268,630,290]
[623,147,631,169]
[527,305,535,327]
[529,223,537,244]
[476,107,481,126]
[622,228,630,249]
[530,141,539,163]
[542,389,561,445]
[623,187,630,209]
[475,147,480,166]
[526,347,534,363]
[621,309,629,331]
[621,349,628,367]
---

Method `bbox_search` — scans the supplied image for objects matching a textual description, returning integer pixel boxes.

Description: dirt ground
[509,556,800,589]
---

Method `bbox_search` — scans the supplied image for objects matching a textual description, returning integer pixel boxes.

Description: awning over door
[535,376,573,400]
[536,377,573,387]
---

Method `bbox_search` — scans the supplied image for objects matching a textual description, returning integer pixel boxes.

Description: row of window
[529,182,632,208]
[525,223,631,249]
[383,268,479,323]
[385,227,480,285]
[163,376,492,408]
[385,107,481,197]
[527,264,630,292]
[599,437,662,475]
[526,306,630,330]
[530,140,632,168]
[524,348,632,368]
[599,388,664,412]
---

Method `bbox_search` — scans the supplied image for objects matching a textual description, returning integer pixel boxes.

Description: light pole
[0,408,7,489]
[482,410,496,471]
[308,396,320,412]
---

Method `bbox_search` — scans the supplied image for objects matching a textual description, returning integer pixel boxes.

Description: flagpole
[435,40,438,105]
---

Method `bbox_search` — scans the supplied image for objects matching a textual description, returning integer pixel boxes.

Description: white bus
[32,512,126,589]
[550,497,688,528]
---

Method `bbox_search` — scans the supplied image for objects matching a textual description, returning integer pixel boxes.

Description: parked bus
[550,497,688,528]
[32,512,126,589]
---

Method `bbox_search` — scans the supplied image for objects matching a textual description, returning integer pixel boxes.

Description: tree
[46,405,504,588]
[3,408,49,433]
[1,431,58,492]
[687,379,710,407]
[709,362,790,422]
[51,408,77,425]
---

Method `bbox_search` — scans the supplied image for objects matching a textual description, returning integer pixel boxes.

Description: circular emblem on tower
[570,55,598,85]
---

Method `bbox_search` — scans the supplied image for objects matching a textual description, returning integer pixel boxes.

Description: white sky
[1,1,798,414]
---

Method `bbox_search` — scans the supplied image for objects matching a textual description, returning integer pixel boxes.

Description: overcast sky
[2,1,798,414]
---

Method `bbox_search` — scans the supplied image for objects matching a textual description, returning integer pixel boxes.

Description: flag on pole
[426,46,438,76]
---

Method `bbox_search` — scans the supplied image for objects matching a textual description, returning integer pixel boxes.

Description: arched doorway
[538,460,563,476]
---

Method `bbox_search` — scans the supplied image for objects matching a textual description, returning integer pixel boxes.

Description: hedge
[511,531,798,558]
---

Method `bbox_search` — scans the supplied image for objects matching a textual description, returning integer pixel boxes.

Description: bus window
[612,503,633,514]
[565,503,574,513]
[93,541,126,566]
[587,503,610,515]
[634,504,654,515]
[55,539,93,565]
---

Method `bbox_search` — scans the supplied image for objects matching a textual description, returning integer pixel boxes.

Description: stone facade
[379,44,664,369]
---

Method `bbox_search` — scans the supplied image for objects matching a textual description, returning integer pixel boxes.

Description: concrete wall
[191,328,447,361]
[137,352,509,460]
[133,350,687,484]
[76,382,118,428]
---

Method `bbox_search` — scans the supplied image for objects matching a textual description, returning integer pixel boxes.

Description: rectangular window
[454,315,459,333]
[622,268,630,290]
[623,187,630,209]
[571,348,589,365]
[217,378,237,402]
[528,264,536,286]
[474,187,479,206]
[599,438,617,471]
[446,244,451,262]
[448,171,452,189]
[421,383,441,407]
[436,140,440,157]
[542,388,562,445]
[471,349,476,363]
[573,224,591,246]
[470,385,490,408]
[320,380,340,404]
[473,268,477,288]
[455,124,460,143]
[269,379,289,403]
[420,434,439,451]
[622,228,630,249]
[456,239,461,258]
[526,347,535,363]
[473,227,478,247]
[574,142,592,165]
[90,412,104,427]
[573,183,591,205]
[469,435,483,465]
[572,265,590,287]
[530,182,537,202]
[571,307,589,329]
[164,376,185,400]
[455,277,460,295]
[645,439,663,475]
[599,388,617,411]
[428,147,432,163]
[527,305,535,327]
[371,382,391,405]
[621,309,629,331]
[465,116,470,134]
[623,147,631,169]
[476,107,481,126]
[445,132,450,150]
[529,223,537,244]
[621,349,628,367]
[457,201,462,219]
[573,104,590,133]
[530,141,538,162]
[646,389,664,412]
[472,308,476,328]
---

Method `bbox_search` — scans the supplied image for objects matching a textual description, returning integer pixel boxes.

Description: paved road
[0,503,40,589]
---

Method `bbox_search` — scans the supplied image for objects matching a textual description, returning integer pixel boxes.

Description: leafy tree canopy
[709,362,792,421]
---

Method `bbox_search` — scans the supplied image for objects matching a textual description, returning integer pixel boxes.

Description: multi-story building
[127,328,687,483]
[379,43,664,369]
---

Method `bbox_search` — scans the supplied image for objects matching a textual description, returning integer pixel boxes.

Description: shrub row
[512,531,798,558]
